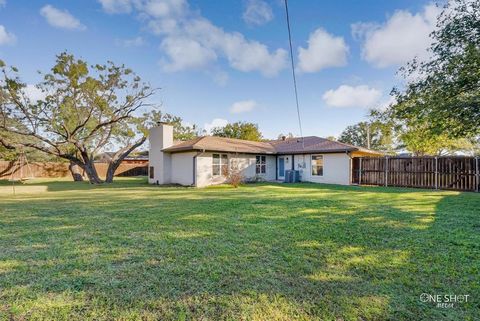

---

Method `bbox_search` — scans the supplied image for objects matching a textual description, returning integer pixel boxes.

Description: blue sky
[0,0,441,139]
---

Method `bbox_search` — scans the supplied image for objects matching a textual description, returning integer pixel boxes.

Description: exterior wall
[290,153,351,185]
[171,152,196,186]
[148,125,173,184]
[195,152,276,187]
[165,151,352,187]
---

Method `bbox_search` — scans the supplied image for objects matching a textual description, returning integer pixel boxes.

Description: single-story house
[148,123,381,187]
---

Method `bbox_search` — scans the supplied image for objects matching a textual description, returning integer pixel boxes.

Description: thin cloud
[40,5,86,31]
[0,25,15,45]
[204,118,229,134]
[98,0,287,77]
[243,0,274,26]
[323,85,382,108]
[116,36,145,47]
[230,100,257,113]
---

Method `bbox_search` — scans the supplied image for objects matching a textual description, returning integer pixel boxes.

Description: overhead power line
[284,0,304,148]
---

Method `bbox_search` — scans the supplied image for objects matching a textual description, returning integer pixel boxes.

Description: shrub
[224,160,245,188]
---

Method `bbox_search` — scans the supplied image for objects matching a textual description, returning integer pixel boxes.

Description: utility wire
[284,0,304,148]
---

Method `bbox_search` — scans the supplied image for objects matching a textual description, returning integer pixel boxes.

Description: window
[149,166,154,179]
[212,154,228,176]
[311,155,323,176]
[256,155,266,174]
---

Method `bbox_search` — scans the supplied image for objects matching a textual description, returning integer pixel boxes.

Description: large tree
[389,0,480,138]
[338,121,395,153]
[211,121,263,141]
[0,53,157,184]
[398,124,476,156]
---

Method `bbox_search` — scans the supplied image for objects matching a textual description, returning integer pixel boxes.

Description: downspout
[192,149,204,187]
[275,155,278,180]
[292,154,295,170]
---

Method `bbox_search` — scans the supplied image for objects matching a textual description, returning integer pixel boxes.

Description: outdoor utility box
[284,170,300,183]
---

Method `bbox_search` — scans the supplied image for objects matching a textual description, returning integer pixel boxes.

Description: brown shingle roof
[163,135,381,155]
[269,136,380,154]
[162,136,276,154]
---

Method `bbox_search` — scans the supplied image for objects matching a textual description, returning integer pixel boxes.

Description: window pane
[149,166,154,179]
[261,156,266,164]
[213,165,220,176]
[256,165,260,174]
[261,164,266,174]
[221,154,228,164]
[213,154,220,164]
[311,155,323,176]
[256,156,260,163]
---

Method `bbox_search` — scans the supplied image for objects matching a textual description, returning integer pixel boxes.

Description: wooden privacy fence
[0,161,148,179]
[352,156,480,192]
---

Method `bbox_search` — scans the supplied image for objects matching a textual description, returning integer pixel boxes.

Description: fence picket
[353,156,478,192]
[0,161,148,179]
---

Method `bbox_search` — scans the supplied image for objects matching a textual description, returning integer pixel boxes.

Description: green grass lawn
[0,178,478,321]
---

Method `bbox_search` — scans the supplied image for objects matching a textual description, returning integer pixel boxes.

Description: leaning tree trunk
[105,160,121,183]
[79,151,104,184]
[68,161,84,182]
[84,161,103,184]
[105,136,147,183]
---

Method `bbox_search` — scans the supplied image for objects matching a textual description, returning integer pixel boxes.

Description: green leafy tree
[372,109,475,156]
[398,124,475,156]
[158,112,199,141]
[277,132,294,140]
[211,121,263,141]
[338,121,395,153]
[325,136,337,141]
[389,0,480,138]
[0,53,158,184]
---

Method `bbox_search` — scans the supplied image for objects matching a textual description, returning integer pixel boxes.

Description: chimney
[148,123,173,184]
[281,135,287,141]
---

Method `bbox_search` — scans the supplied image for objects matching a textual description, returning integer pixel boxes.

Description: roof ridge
[203,135,272,145]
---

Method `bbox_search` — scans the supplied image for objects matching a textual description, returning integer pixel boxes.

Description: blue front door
[279,157,285,178]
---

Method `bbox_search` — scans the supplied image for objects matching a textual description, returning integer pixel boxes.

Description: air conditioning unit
[284,170,300,183]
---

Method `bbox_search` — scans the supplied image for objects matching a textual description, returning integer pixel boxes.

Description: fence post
[476,156,479,193]
[359,157,362,185]
[435,157,438,190]
[385,156,388,187]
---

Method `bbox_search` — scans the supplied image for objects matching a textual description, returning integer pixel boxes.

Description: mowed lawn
[0,178,479,321]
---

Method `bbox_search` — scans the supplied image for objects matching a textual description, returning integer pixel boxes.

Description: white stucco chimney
[148,122,173,184]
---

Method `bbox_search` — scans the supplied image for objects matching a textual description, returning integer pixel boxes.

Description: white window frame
[256,155,266,174]
[212,153,228,176]
[311,154,324,176]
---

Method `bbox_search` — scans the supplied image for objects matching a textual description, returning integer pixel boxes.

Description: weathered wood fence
[352,156,479,192]
[0,161,148,179]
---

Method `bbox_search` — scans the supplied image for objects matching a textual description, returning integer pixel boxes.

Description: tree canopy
[387,0,480,138]
[211,122,263,141]
[0,52,157,183]
[338,121,395,153]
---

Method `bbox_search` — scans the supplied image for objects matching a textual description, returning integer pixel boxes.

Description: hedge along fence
[0,161,148,180]
[352,156,480,192]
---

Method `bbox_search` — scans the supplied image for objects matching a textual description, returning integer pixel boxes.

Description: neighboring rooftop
[162,135,381,155]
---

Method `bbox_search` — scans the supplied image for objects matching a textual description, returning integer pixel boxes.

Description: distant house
[149,123,381,187]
